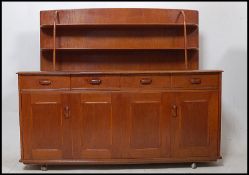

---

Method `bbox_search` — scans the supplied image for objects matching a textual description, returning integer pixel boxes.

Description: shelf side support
[53,11,58,71]
[179,10,188,69]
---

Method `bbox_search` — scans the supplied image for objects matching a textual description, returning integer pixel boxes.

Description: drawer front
[19,75,70,89]
[121,75,171,88]
[172,74,219,89]
[71,76,120,89]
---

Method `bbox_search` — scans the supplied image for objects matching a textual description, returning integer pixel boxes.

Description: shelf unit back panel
[40,8,199,71]
[41,28,198,49]
[41,50,198,71]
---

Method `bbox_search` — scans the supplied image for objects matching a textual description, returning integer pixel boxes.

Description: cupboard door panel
[81,102,112,150]
[130,102,160,149]
[171,91,219,157]
[31,104,62,149]
[123,92,171,158]
[71,92,113,159]
[180,100,209,147]
[21,92,71,160]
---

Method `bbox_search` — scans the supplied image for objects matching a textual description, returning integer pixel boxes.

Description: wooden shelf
[41,48,199,51]
[40,23,198,29]
[40,9,199,71]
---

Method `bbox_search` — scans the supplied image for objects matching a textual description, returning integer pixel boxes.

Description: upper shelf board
[40,48,199,52]
[40,23,198,29]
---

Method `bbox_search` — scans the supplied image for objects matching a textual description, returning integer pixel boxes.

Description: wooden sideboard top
[17,70,223,75]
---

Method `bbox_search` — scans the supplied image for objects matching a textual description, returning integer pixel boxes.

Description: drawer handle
[64,106,70,119]
[39,80,52,85]
[171,105,177,117]
[190,78,202,84]
[140,79,152,85]
[89,79,102,85]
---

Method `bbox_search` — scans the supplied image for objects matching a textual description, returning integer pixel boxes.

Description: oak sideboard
[17,8,222,170]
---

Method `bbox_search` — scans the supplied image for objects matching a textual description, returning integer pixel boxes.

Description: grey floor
[2,112,247,173]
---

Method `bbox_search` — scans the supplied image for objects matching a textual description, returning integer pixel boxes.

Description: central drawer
[71,75,172,89]
[71,75,120,89]
[120,75,171,88]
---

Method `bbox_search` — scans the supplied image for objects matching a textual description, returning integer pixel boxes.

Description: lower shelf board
[20,157,221,165]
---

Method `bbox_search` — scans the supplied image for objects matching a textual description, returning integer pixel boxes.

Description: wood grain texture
[171,91,219,157]
[41,28,198,49]
[17,70,223,75]
[40,49,198,71]
[40,8,199,71]
[70,92,113,159]
[40,8,198,25]
[20,157,220,165]
[21,91,72,160]
[71,75,120,89]
[172,74,219,89]
[120,75,171,89]
[124,92,171,158]
[19,72,222,163]
[18,8,222,166]
[40,23,199,29]
[19,75,70,89]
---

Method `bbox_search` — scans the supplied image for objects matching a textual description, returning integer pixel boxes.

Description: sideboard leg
[41,165,47,171]
[191,162,197,169]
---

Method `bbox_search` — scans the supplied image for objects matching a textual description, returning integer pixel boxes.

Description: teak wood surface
[18,8,222,166]
[40,8,199,71]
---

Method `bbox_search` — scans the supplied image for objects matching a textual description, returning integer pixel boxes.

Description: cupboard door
[21,91,71,160]
[71,92,114,159]
[121,92,171,158]
[171,91,219,158]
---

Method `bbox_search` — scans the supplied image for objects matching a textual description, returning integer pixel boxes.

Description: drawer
[172,74,219,88]
[71,75,120,89]
[19,75,70,89]
[120,75,171,88]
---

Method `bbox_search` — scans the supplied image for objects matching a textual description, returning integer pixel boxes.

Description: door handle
[39,80,52,85]
[190,78,202,84]
[64,106,70,119]
[89,79,102,85]
[171,105,177,117]
[140,78,152,85]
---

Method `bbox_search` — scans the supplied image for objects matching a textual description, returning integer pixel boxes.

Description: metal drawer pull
[39,80,52,85]
[140,79,152,85]
[190,78,202,84]
[171,105,177,117]
[89,79,102,85]
[64,106,70,119]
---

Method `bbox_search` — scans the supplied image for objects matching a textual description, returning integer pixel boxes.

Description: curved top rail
[40,8,198,25]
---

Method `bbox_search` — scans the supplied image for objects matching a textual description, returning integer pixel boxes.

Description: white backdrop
[2,2,247,173]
